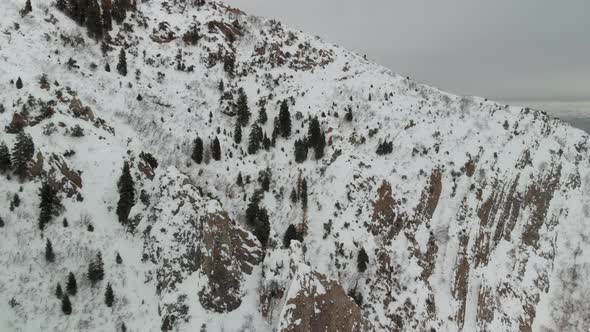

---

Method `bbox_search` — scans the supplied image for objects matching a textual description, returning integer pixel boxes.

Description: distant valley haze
[225,0,590,132]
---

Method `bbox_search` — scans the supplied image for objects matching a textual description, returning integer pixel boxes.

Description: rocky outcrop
[198,208,262,313]
[137,167,262,330]
[279,267,366,332]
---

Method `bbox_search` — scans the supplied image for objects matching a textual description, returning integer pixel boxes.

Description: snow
[1,0,590,331]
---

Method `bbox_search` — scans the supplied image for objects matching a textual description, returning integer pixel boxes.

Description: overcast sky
[225,0,590,115]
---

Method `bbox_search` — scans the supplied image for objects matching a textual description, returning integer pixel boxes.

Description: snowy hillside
[1,0,590,331]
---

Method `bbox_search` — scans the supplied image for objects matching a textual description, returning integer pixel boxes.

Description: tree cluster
[376,140,393,155]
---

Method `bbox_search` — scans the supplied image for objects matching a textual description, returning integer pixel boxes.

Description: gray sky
[225,0,590,115]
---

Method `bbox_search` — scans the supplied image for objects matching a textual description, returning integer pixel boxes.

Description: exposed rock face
[279,267,366,332]
[198,208,262,313]
[137,168,262,330]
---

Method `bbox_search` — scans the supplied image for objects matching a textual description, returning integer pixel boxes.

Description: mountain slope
[1,0,590,331]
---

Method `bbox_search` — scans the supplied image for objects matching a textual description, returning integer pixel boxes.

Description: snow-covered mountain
[1,0,590,331]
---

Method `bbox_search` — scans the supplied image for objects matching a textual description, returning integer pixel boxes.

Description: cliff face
[1,0,590,331]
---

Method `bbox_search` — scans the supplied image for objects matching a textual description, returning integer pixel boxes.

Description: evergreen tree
[278,100,291,138]
[67,0,80,21]
[116,161,135,225]
[211,137,221,161]
[104,283,114,307]
[344,106,353,122]
[74,0,88,25]
[116,252,123,264]
[0,217,4,228]
[45,239,55,262]
[376,141,393,155]
[88,252,105,285]
[39,182,60,230]
[22,0,32,15]
[233,122,242,144]
[294,139,307,163]
[248,123,262,155]
[283,224,302,248]
[61,294,72,315]
[236,172,243,187]
[0,142,12,172]
[66,272,77,295]
[116,48,127,76]
[245,200,258,227]
[271,116,279,146]
[16,77,23,89]
[260,170,270,192]
[257,107,267,124]
[56,0,67,11]
[357,247,369,273]
[223,53,235,76]
[290,188,298,203]
[112,0,126,24]
[301,179,308,210]
[101,0,112,31]
[307,117,325,160]
[254,208,270,248]
[235,88,250,127]
[55,283,63,299]
[191,137,203,164]
[262,133,271,151]
[86,0,103,40]
[12,132,34,180]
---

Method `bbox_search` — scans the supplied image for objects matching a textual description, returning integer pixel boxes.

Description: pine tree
[345,106,353,122]
[294,139,307,163]
[116,48,127,76]
[12,132,34,180]
[236,172,243,186]
[56,0,67,11]
[116,161,135,225]
[357,247,369,273]
[101,0,112,31]
[104,283,114,307]
[307,117,325,160]
[254,208,270,248]
[67,272,77,295]
[248,123,262,155]
[233,122,242,144]
[112,0,126,24]
[223,53,235,76]
[22,0,32,15]
[16,77,23,89]
[279,100,291,138]
[86,0,103,40]
[39,182,60,230]
[283,224,302,248]
[0,217,4,228]
[55,283,63,298]
[61,294,72,315]
[245,200,258,227]
[191,137,203,164]
[290,188,298,203]
[115,252,122,264]
[235,88,250,127]
[257,107,267,124]
[263,133,271,151]
[88,252,105,285]
[45,239,55,262]
[211,137,221,161]
[301,179,308,210]
[74,0,88,25]
[0,142,12,172]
